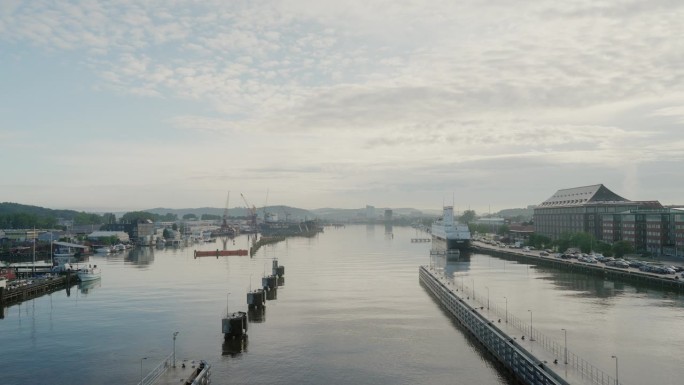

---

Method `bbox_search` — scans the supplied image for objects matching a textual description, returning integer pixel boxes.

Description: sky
[1,0,683,214]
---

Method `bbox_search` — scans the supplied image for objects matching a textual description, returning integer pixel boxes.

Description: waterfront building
[533,184,661,241]
[602,207,684,257]
[101,220,155,243]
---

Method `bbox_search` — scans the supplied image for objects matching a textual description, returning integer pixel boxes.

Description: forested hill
[0,202,103,228]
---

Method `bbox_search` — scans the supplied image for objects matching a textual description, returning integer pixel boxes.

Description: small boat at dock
[77,264,101,282]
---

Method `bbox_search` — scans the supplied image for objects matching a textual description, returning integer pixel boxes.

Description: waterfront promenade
[422,265,619,385]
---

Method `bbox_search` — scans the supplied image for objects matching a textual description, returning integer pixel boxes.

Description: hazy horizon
[2,1,683,213]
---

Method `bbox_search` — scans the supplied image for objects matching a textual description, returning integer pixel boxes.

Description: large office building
[533,184,661,241]
[602,207,684,257]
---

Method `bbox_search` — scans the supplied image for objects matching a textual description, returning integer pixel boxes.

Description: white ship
[431,206,471,251]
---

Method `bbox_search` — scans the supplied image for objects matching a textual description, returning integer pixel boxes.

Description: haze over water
[1,225,682,385]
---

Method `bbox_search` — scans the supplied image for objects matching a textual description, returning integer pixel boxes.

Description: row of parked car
[475,240,684,278]
[553,251,684,276]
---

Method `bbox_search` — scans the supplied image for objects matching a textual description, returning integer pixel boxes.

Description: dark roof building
[534,184,661,241]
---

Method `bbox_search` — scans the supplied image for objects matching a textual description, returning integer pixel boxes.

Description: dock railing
[137,352,173,385]
[458,279,620,385]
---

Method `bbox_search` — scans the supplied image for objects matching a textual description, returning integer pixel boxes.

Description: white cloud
[2,0,684,209]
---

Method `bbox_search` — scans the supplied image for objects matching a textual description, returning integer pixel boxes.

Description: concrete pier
[420,266,620,385]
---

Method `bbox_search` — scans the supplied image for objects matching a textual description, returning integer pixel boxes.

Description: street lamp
[471,278,475,300]
[528,310,535,341]
[485,286,490,309]
[140,357,148,385]
[173,332,179,368]
[561,328,567,364]
[504,296,508,323]
[611,355,619,385]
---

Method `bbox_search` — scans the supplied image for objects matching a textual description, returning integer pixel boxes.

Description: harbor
[1,226,683,385]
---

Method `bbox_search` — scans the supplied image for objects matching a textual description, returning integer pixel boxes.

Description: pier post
[0,287,4,315]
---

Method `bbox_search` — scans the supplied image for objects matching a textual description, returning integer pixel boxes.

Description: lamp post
[173,332,179,368]
[611,355,619,385]
[485,286,490,309]
[471,278,475,300]
[528,310,535,341]
[140,357,147,385]
[504,296,508,323]
[561,328,567,364]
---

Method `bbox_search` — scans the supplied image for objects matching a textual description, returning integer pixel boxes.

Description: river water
[1,225,682,385]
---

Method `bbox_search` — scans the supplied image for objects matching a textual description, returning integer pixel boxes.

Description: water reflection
[265,288,277,301]
[127,247,155,265]
[222,335,248,356]
[248,307,265,323]
[78,279,101,295]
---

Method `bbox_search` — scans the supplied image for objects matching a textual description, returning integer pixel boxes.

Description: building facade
[533,184,661,241]
[602,208,684,256]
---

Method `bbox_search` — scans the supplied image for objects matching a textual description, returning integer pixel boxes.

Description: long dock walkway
[420,266,620,385]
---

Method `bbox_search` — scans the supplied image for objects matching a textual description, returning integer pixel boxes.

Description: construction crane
[240,193,258,233]
[211,191,237,238]
[222,191,231,229]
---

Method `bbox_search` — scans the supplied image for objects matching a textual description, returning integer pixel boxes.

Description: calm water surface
[1,225,682,385]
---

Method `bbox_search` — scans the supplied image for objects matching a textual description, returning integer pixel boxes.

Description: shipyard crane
[222,191,231,230]
[240,193,258,233]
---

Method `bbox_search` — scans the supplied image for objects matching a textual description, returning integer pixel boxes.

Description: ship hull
[431,234,471,252]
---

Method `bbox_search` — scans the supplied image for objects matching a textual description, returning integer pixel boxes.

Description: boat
[431,206,471,252]
[77,264,101,282]
[95,246,112,254]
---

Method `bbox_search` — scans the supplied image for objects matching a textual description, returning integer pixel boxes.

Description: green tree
[182,213,197,220]
[201,214,221,221]
[612,241,635,258]
[459,210,477,224]
[102,213,117,224]
[569,232,596,253]
[161,213,178,222]
[528,234,551,249]
[121,211,157,223]
[497,224,510,236]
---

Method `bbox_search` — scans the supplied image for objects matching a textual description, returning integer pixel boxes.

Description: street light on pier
[471,278,475,300]
[140,357,148,385]
[611,355,619,385]
[561,328,567,364]
[173,332,179,368]
[504,296,508,323]
[528,310,535,341]
[485,286,490,309]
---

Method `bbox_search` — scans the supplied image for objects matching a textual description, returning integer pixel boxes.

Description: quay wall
[473,245,684,292]
[0,273,75,309]
[419,266,569,385]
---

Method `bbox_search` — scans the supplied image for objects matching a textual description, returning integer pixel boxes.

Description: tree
[121,211,157,223]
[569,232,596,253]
[528,234,551,249]
[160,213,178,222]
[497,224,510,236]
[459,210,476,224]
[182,213,197,220]
[612,241,635,258]
[102,213,117,224]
